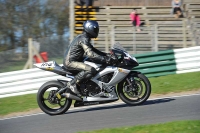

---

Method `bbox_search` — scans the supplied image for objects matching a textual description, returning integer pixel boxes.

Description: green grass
[0,71,200,116]
[77,120,200,133]
[149,72,200,94]
[0,93,75,116]
[0,94,38,115]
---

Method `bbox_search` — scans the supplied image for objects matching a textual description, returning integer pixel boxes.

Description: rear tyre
[37,80,72,115]
[117,73,151,105]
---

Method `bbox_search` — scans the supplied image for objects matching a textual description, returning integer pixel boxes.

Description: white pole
[154,24,158,52]
[105,28,109,53]
[111,25,115,46]
[69,0,74,43]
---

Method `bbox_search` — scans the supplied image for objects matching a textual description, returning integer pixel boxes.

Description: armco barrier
[134,46,200,77]
[0,69,70,98]
[0,46,200,98]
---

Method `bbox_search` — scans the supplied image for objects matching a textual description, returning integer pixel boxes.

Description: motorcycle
[34,43,151,115]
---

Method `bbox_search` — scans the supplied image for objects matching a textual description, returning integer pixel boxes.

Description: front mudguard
[116,71,141,89]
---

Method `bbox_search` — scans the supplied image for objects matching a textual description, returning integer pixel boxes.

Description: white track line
[1,93,200,121]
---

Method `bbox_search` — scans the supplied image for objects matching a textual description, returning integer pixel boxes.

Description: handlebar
[109,50,124,66]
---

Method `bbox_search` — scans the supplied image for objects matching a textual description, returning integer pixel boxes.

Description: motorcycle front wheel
[37,80,72,115]
[117,73,151,105]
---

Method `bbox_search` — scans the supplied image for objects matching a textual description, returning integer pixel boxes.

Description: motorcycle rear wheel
[37,80,72,115]
[117,73,151,105]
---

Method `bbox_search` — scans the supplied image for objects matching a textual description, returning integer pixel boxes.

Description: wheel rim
[40,85,68,112]
[122,77,147,102]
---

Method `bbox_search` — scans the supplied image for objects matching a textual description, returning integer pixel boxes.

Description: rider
[63,20,118,96]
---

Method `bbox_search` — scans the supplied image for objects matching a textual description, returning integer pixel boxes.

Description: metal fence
[104,25,159,54]
[190,22,200,46]
[93,0,171,6]
[0,48,27,73]
[90,23,190,55]
[0,35,69,73]
[89,25,157,55]
[35,35,69,59]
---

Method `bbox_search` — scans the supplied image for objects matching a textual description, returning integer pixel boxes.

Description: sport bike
[35,43,151,115]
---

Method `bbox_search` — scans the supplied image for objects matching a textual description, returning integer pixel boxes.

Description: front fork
[125,75,138,92]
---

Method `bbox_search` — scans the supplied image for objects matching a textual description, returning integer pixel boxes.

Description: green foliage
[77,120,200,133]
[0,0,69,51]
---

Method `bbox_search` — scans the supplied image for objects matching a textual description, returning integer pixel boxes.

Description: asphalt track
[1,94,200,133]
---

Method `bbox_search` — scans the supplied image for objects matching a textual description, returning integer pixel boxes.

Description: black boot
[65,76,80,94]
[56,78,80,99]
[67,81,80,95]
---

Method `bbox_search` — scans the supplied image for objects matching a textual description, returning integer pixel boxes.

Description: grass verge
[0,94,38,115]
[0,71,200,116]
[149,71,200,94]
[77,120,200,133]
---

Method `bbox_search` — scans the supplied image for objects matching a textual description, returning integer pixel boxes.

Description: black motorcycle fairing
[111,49,139,68]
[129,71,141,76]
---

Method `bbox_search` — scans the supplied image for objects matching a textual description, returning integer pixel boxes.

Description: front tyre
[37,80,72,115]
[117,73,151,105]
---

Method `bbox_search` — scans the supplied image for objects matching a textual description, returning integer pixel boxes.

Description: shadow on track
[142,98,175,106]
[65,98,175,114]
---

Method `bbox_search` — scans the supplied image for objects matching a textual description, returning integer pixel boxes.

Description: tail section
[34,61,68,76]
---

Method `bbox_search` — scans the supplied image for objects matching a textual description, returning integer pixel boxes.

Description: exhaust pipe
[62,93,83,101]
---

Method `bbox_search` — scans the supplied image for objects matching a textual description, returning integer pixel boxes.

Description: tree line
[0,0,69,51]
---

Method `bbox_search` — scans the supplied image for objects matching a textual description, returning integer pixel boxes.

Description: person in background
[130,9,144,32]
[75,0,94,7]
[85,0,94,7]
[171,0,183,18]
[75,0,85,6]
[75,0,94,11]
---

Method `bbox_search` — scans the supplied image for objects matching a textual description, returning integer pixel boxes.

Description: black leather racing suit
[63,32,107,85]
